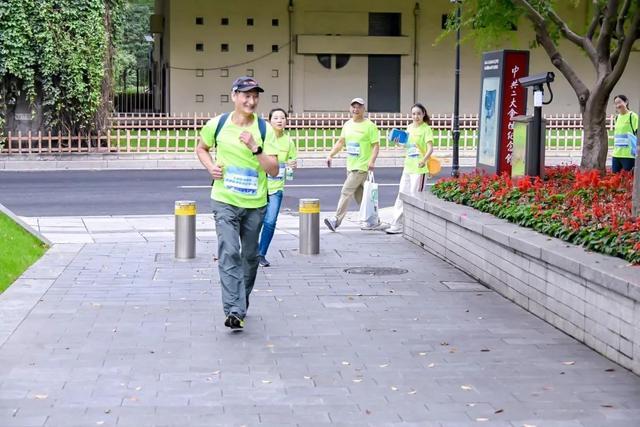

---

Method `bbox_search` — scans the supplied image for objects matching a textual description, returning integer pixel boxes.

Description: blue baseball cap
[232,76,265,93]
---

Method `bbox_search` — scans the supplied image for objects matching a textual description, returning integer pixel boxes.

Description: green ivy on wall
[0,0,123,135]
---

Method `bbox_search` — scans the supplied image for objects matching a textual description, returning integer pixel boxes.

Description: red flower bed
[432,166,640,264]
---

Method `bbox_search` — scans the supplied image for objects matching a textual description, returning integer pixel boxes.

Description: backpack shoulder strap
[630,112,637,135]
[212,113,230,146]
[257,116,267,142]
[213,113,266,144]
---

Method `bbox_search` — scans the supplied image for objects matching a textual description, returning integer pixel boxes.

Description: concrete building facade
[151,0,640,115]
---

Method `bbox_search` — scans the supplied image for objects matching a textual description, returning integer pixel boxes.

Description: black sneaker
[258,255,270,267]
[224,314,244,330]
[324,217,337,232]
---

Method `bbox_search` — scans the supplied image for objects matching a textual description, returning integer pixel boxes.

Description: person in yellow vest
[324,97,380,231]
[195,76,279,330]
[257,108,297,267]
[611,94,638,173]
[386,103,434,234]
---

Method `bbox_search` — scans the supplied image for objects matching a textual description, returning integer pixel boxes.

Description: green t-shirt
[200,113,278,208]
[403,122,434,174]
[267,133,297,194]
[612,111,638,159]
[340,119,380,171]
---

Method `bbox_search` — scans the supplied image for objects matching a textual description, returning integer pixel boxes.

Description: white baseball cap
[350,97,365,106]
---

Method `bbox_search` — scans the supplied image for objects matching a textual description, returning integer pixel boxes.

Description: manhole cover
[344,267,408,276]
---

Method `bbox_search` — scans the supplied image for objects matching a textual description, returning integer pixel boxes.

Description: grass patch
[108,127,605,151]
[0,213,48,293]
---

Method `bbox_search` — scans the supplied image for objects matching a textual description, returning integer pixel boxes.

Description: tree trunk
[580,98,609,172]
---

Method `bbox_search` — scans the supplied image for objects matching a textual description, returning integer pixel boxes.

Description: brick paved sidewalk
[0,214,638,426]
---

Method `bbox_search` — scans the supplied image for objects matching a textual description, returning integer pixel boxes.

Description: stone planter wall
[402,191,640,375]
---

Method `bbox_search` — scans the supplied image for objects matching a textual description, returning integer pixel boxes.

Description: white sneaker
[385,225,403,234]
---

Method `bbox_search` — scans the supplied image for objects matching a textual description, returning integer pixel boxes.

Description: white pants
[389,171,425,228]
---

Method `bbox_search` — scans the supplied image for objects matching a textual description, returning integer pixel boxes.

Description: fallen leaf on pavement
[476,417,489,422]
[390,386,398,391]
[494,409,504,414]
[261,380,272,384]
[407,390,417,395]
[428,363,436,368]
[379,364,389,368]
[562,361,575,365]
[352,379,363,383]
[461,385,473,391]
[33,394,48,400]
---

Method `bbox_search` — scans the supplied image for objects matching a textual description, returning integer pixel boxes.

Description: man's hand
[368,162,375,171]
[239,131,257,152]
[208,164,224,180]
[288,160,297,170]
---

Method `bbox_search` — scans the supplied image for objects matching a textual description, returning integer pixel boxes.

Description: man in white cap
[324,97,380,231]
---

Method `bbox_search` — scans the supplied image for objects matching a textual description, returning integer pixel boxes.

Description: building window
[336,54,350,69]
[272,95,279,103]
[195,43,204,52]
[221,43,229,52]
[247,18,254,26]
[221,17,229,25]
[246,69,254,77]
[441,14,451,30]
[195,16,204,25]
[196,94,204,103]
[317,54,331,69]
[272,69,279,78]
[220,68,229,77]
[246,44,254,53]
[195,69,204,77]
[369,12,401,36]
[272,18,279,26]
[272,44,279,53]
[221,95,229,103]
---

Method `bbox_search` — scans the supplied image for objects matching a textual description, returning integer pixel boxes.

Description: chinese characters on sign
[498,52,529,175]
[477,50,529,176]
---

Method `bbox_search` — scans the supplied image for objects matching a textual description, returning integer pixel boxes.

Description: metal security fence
[0,113,615,155]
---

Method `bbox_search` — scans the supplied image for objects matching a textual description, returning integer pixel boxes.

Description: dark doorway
[368,13,401,112]
[368,55,401,112]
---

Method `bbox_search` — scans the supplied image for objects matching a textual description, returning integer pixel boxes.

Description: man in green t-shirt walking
[324,97,380,231]
[196,77,279,330]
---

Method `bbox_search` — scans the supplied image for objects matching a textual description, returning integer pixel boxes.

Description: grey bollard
[299,198,320,255]
[175,201,196,259]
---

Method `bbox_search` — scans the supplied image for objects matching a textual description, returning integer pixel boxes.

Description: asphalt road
[0,167,468,217]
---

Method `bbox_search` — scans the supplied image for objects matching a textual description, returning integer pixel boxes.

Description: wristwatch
[251,146,263,155]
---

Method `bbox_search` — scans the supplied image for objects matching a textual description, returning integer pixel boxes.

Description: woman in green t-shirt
[258,108,298,267]
[386,103,434,234]
[611,94,638,173]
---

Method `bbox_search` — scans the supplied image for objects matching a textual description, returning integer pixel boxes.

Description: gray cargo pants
[211,199,266,319]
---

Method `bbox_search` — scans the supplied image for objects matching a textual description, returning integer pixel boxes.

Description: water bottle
[285,165,294,181]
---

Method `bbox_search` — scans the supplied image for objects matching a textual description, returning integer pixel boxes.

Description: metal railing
[0,113,615,155]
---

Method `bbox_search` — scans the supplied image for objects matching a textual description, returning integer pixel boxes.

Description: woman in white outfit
[386,103,434,234]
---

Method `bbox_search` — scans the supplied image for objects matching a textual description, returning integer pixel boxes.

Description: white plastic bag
[358,172,379,226]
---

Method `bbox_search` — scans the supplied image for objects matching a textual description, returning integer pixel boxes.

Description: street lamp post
[451,0,461,177]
